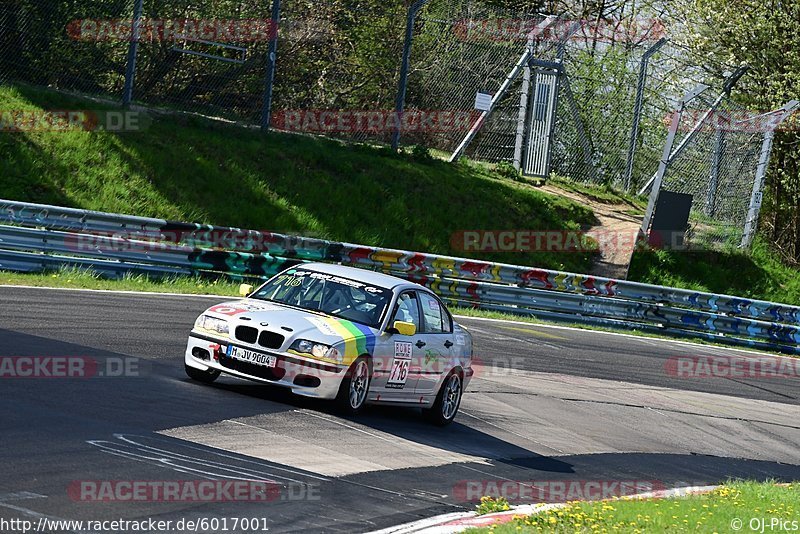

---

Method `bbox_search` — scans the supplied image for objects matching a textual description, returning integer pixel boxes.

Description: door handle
[416,340,427,348]
[444,340,454,349]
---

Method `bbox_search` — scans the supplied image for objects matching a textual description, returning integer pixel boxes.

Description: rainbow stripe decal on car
[306,317,376,364]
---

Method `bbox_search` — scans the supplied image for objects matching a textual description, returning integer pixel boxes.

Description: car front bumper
[185,333,346,400]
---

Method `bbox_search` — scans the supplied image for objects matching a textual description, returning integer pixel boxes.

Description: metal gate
[523,65,560,177]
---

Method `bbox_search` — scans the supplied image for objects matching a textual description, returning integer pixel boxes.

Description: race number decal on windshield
[386,342,412,389]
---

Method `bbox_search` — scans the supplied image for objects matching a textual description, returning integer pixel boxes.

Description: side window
[420,293,451,334]
[393,292,422,330]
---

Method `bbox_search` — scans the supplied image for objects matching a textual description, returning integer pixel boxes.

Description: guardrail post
[122,0,144,108]
[261,0,282,132]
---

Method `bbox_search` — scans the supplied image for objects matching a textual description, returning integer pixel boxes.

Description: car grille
[258,331,285,350]
[218,353,286,381]
[235,326,258,344]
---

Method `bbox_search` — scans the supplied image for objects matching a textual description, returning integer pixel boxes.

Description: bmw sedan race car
[185,263,474,425]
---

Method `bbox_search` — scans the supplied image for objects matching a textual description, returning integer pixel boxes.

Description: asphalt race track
[1,286,798,533]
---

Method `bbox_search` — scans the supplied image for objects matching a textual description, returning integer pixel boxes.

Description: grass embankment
[2,83,799,305]
[468,481,798,533]
[0,83,596,274]
[628,240,800,305]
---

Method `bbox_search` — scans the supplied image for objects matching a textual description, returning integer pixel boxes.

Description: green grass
[3,82,800,306]
[549,175,647,212]
[0,267,244,295]
[628,240,800,305]
[0,83,597,274]
[467,481,798,533]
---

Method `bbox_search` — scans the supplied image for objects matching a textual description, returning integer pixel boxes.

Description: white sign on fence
[474,92,493,112]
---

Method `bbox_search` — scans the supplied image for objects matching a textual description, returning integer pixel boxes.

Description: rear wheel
[336,356,371,415]
[185,364,220,384]
[425,371,462,426]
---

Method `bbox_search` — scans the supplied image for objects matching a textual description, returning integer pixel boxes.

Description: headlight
[290,339,342,362]
[194,315,230,335]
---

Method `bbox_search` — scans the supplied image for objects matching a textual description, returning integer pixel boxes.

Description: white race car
[185,263,474,425]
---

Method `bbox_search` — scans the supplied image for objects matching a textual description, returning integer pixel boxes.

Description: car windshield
[250,268,392,328]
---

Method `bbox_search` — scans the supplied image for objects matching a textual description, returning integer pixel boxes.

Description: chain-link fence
[0,0,133,100]
[620,41,717,193]
[0,0,273,122]
[267,0,406,143]
[399,5,706,190]
[400,2,545,154]
[0,0,781,253]
[398,3,759,194]
[653,94,765,248]
[642,94,797,250]
[130,0,274,123]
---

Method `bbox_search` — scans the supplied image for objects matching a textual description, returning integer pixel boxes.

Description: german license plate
[227,345,277,368]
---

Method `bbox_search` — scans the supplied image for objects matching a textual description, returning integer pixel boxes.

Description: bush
[495,161,523,182]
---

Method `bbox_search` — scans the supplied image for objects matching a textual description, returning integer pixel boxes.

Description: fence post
[741,100,800,249]
[261,0,282,132]
[513,34,536,170]
[623,38,666,192]
[122,0,144,108]
[391,0,429,151]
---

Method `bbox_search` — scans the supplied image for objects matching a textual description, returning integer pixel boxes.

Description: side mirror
[389,321,417,337]
[239,284,254,297]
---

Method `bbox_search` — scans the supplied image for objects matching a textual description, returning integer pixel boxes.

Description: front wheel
[185,364,220,384]
[336,356,371,415]
[424,371,462,426]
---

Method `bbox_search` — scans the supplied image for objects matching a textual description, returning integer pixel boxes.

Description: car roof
[298,262,420,291]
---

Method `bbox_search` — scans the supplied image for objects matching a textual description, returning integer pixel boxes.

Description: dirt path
[540,184,643,280]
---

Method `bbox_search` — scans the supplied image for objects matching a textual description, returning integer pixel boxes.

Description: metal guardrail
[1,198,799,355]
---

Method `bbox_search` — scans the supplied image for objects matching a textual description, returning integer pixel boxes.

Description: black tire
[424,370,463,426]
[185,364,221,384]
[336,356,371,415]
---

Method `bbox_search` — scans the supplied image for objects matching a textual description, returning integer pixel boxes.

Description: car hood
[204,299,380,359]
